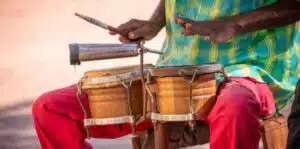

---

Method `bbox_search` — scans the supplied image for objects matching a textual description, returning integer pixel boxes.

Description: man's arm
[232,0,300,34]
[111,0,165,42]
[149,0,166,30]
[176,0,300,43]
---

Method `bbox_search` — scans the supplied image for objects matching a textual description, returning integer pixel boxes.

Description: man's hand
[110,19,163,43]
[176,0,300,44]
[175,17,240,43]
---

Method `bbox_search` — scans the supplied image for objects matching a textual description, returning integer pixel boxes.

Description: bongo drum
[260,115,288,149]
[145,63,227,122]
[77,64,153,128]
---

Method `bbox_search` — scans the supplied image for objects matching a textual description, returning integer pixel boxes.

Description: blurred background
[0,0,165,148]
[0,0,292,148]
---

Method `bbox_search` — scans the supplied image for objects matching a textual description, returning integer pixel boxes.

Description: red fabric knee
[32,85,90,149]
[206,77,274,149]
[32,84,153,149]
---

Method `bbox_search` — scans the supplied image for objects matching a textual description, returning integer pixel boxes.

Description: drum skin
[155,74,217,116]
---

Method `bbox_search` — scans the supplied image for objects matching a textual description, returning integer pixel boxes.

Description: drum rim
[83,64,153,77]
[80,64,153,89]
[150,63,223,77]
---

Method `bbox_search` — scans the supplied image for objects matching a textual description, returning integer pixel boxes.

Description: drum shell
[86,81,143,118]
[80,64,153,121]
[260,116,288,149]
[153,74,217,118]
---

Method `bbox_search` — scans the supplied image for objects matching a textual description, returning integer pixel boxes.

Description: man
[32,0,300,149]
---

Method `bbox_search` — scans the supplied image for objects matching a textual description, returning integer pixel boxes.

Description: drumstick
[74,13,163,55]
[75,13,139,40]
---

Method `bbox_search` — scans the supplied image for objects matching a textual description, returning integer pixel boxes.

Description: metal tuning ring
[137,41,163,55]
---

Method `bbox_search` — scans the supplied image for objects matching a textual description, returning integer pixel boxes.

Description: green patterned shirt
[156,0,300,109]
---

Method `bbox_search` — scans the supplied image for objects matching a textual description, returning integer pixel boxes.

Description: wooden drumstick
[75,13,142,41]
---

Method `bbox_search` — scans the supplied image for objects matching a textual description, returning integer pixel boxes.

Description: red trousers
[32,77,275,149]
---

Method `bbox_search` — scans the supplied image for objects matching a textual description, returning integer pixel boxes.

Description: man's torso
[157,0,300,108]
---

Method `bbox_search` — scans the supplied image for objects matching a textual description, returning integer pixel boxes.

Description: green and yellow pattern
[157,0,300,109]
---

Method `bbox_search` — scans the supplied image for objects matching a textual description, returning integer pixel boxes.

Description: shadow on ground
[0,100,40,149]
[0,100,134,149]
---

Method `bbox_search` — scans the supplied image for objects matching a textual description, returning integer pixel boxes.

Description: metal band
[84,116,135,126]
[151,113,194,122]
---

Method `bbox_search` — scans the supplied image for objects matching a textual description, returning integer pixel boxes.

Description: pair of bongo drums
[76,63,227,148]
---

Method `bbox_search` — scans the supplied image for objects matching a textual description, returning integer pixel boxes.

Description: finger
[185,23,192,29]
[175,17,193,28]
[175,18,185,26]
[181,28,193,35]
[215,35,228,43]
[128,26,149,40]
[183,21,211,36]
[117,19,140,32]
[181,23,195,35]
[119,36,132,44]
[204,36,210,41]
[203,33,219,43]
[209,34,226,44]
[109,31,117,35]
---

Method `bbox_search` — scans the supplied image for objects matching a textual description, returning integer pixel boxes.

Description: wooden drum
[77,64,153,127]
[146,63,227,122]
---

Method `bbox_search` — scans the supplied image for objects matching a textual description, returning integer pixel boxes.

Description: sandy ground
[0,0,292,148]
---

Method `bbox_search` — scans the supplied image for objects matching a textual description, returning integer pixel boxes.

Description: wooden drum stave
[77,64,153,127]
[145,63,227,122]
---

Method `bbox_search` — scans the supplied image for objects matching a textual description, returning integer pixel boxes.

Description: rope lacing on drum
[116,74,137,136]
[76,80,90,139]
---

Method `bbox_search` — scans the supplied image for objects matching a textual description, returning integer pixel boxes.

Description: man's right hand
[109,19,163,43]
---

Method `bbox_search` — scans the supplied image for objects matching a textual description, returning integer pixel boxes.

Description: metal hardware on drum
[141,47,163,55]
[69,43,139,65]
[69,43,162,65]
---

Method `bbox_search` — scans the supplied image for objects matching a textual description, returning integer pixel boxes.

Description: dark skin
[177,0,300,43]
[109,0,165,43]
[111,0,300,44]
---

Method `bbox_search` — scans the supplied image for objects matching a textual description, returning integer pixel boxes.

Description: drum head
[81,64,153,89]
[150,63,223,77]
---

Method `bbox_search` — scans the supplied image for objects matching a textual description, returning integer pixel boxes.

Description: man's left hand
[175,17,240,43]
